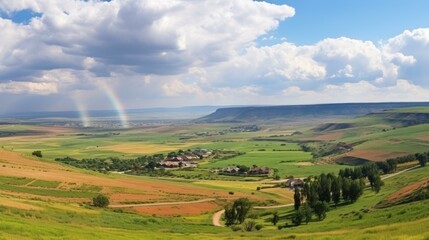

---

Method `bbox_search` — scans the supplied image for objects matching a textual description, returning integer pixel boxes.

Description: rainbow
[74,83,129,128]
[99,82,129,128]
[75,100,91,127]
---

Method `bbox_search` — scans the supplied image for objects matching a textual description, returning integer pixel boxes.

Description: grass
[253,166,429,236]
[386,106,429,113]
[201,150,344,177]
[0,183,98,198]
[0,201,230,240]
[0,176,33,185]
[28,180,60,188]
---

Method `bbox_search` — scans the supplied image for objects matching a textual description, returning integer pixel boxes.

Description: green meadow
[1,108,429,239]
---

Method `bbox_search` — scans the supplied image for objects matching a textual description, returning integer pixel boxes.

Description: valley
[0,104,428,239]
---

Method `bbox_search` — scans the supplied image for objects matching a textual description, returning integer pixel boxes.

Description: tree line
[55,154,164,172]
[290,162,384,226]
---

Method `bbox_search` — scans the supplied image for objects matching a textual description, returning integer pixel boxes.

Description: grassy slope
[0,166,428,239]
[247,165,429,239]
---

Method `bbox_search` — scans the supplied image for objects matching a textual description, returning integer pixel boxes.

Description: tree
[291,209,304,226]
[238,165,249,173]
[224,198,252,225]
[271,212,280,226]
[341,177,351,202]
[416,153,428,167]
[319,173,332,203]
[372,175,382,193]
[349,179,363,202]
[32,150,42,158]
[233,198,252,224]
[92,194,109,207]
[313,201,329,220]
[145,161,156,171]
[301,203,313,224]
[224,205,236,226]
[294,187,301,210]
[307,182,320,207]
[167,152,177,158]
[331,176,342,206]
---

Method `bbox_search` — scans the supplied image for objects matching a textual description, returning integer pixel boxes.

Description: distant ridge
[195,102,429,123]
[0,106,222,120]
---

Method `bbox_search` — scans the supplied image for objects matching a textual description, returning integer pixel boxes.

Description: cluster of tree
[55,154,164,173]
[415,152,428,167]
[291,167,382,226]
[92,194,109,207]
[381,151,428,168]
[32,150,43,158]
[224,198,252,226]
[339,163,383,193]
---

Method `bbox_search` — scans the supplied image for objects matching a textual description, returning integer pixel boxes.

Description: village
[158,148,273,176]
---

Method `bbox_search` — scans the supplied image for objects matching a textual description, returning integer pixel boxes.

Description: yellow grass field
[0,148,262,215]
[100,142,205,154]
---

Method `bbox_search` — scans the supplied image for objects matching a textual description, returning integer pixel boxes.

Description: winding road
[108,165,419,227]
[212,209,225,227]
[211,203,294,227]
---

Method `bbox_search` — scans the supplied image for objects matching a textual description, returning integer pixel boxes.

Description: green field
[0,165,427,239]
[1,108,429,239]
[28,180,61,188]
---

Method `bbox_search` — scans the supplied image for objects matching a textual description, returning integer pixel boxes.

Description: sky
[1,0,429,114]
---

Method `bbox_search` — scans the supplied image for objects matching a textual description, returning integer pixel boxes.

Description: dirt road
[212,209,225,227]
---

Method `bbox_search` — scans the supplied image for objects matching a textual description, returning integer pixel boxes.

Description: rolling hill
[195,102,429,123]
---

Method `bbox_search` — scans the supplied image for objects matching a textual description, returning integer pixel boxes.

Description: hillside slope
[196,102,429,123]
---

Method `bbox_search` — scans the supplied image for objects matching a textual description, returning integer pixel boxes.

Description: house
[159,160,195,168]
[284,178,304,188]
[159,161,181,168]
[221,166,240,174]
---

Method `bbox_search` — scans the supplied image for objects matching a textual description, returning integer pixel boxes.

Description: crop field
[200,147,344,177]
[0,108,429,239]
[0,148,263,208]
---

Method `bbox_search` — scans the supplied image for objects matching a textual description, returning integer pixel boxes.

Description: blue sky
[0,0,429,114]
[0,9,42,25]
[260,0,429,45]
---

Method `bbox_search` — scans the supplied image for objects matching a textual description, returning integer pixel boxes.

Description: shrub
[271,212,280,225]
[231,225,241,232]
[291,209,304,226]
[255,224,263,231]
[243,220,257,231]
[32,151,42,158]
[92,194,110,208]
